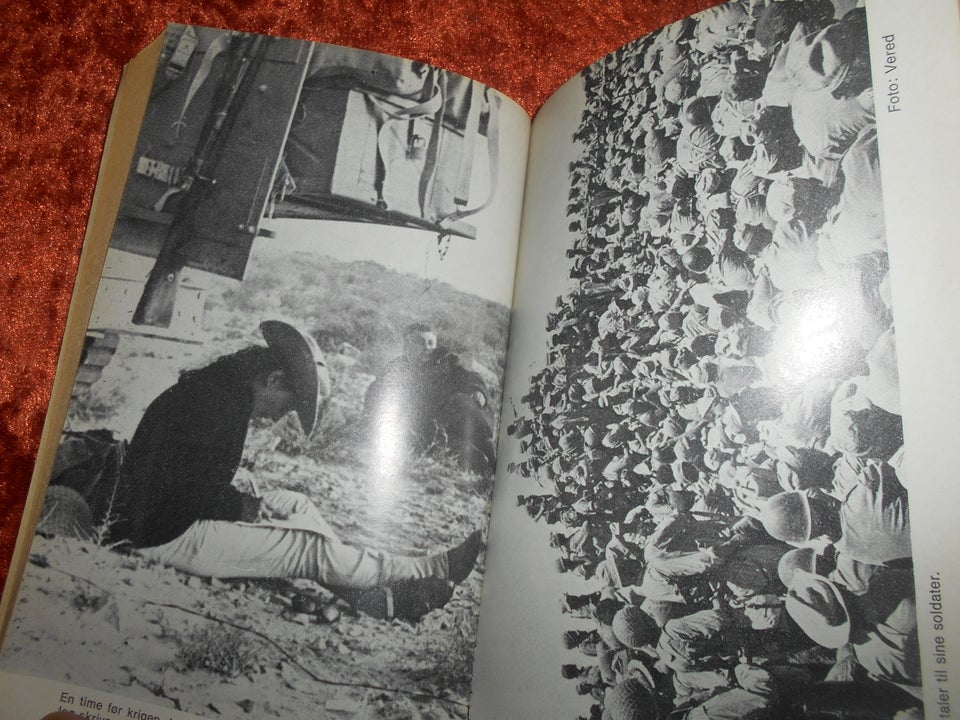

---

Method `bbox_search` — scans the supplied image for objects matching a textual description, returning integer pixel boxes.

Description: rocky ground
[4,441,489,719]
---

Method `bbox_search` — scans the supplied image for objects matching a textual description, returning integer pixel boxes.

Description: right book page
[474,1,960,718]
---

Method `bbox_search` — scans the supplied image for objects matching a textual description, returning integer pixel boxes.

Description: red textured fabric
[0,0,715,595]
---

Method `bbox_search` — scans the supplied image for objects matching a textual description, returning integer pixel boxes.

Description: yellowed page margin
[868,0,960,717]
[0,33,165,641]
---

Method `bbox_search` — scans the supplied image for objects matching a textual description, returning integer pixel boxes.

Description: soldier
[362,322,497,475]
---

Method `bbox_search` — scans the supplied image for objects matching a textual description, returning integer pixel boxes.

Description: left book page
[0,24,530,720]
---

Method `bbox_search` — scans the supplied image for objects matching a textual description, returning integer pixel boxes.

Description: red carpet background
[0,0,715,595]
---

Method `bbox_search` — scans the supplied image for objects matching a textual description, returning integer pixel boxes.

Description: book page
[471,76,593,719]
[0,24,530,720]
[474,1,960,718]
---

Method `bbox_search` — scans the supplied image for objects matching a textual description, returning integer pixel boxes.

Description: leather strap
[172,31,233,139]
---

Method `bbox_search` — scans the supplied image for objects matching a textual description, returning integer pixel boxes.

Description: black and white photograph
[490,2,919,719]
[0,25,527,720]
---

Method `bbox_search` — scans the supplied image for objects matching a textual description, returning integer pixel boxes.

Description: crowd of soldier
[509,2,921,718]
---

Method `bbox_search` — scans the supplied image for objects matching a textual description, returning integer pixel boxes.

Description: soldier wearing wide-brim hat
[258,318,331,436]
[785,568,921,687]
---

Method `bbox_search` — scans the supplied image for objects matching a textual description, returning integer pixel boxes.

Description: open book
[3,0,960,717]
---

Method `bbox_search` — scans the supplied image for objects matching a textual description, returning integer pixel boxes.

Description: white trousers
[139,490,448,590]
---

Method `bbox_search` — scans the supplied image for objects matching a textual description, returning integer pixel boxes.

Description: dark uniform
[363,345,496,475]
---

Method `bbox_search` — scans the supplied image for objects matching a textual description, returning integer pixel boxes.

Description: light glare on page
[768,293,845,387]
[370,397,406,489]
